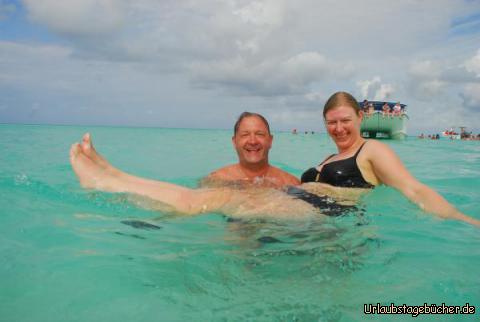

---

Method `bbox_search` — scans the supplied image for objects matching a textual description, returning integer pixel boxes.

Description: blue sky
[1,0,480,134]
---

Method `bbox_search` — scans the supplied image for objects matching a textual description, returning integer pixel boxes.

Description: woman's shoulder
[360,140,402,169]
[363,139,391,150]
[361,140,395,158]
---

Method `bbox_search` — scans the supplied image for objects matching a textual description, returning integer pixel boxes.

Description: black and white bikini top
[301,142,374,188]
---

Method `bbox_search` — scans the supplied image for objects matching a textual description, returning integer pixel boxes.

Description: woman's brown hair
[323,91,361,118]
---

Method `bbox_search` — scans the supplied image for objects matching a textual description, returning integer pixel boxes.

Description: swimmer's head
[232,112,272,167]
[234,112,271,136]
[323,92,361,118]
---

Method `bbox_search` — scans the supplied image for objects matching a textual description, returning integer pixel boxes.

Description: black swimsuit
[285,186,356,217]
[301,142,374,188]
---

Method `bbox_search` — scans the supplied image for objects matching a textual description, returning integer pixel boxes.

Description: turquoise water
[1,124,479,321]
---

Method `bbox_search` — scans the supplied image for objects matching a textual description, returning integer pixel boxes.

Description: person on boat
[393,102,402,116]
[362,100,369,113]
[300,91,478,226]
[382,102,391,118]
[367,102,375,115]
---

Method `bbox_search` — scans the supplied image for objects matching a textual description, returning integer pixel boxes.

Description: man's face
[232,116,272,167]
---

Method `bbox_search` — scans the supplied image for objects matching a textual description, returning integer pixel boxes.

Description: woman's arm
[366,141,480,226]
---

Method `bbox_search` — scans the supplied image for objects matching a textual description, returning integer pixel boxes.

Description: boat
[359,101,408,140]
[442,126,460,140]
[442,126,472,140]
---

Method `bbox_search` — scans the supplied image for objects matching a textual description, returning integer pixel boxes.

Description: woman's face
[324,105,363,151]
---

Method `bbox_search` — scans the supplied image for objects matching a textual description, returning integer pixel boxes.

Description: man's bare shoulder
[269,166,300,185]
[207,164,241,180]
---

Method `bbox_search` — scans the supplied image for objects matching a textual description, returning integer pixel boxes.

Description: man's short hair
[233,112,271,135]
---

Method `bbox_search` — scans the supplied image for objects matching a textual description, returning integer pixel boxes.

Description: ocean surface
[1,124,479,321]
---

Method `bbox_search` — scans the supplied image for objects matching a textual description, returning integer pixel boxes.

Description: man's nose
[247,134,258,143]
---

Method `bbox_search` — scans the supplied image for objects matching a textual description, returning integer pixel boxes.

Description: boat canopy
[359,101,407,111]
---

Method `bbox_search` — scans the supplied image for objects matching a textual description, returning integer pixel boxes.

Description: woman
[301,91,478,226]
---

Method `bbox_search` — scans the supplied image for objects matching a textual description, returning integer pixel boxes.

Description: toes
[81,134,92,153]
[70,143,81,160]
[82,132,91,145]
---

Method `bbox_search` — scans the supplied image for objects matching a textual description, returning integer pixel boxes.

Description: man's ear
[267,134,273,147]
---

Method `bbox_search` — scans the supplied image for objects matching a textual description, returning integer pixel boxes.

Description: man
[72,112,299,196]
[203,112,299,188]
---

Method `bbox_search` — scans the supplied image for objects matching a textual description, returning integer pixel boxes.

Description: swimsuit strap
[320,141,366,166]
[318,154,335,166]
[353,141,367,159]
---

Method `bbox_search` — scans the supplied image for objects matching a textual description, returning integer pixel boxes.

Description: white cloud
[357,77,379,99]
[464,49,480,77]
[190,51,335,96]
[407,60,457,100]
[408,61,442,80]
[2,0,480,132]
[233,0,286,26]
[23,0,125,36]
[357,77,395,101]
[374,84,395,101]
[460,83,480,111]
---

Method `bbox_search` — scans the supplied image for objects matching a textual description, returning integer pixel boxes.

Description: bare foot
[80,133,110,169]
[70,142,119,192]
